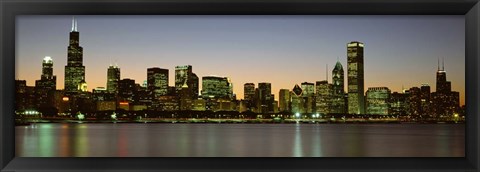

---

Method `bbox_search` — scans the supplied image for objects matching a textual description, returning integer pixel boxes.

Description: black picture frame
[1,0,479,171]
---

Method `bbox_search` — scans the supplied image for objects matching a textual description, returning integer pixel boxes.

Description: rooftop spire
[71,16,77,32]
[326,64,328,82]
[442,57,445,71]
[437,57,440,71]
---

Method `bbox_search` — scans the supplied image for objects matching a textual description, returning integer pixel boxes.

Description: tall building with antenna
[64,17,86,94]
[432,58,459,118]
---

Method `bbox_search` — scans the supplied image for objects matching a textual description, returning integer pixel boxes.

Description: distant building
[366,87,391,115]
[35,56,57,109]
[420,84,432,117]
[147,67,169,98]
[331,60,346,114]
[118,78,136,104]
[291,84,305,114]
[107,65,120,94]
[64,18,85,94]
[192,98,206,111]
[407,87,422,118]
[390,92,408,116]
[279,89,291,112]
[258,82,273,113]
[301,82,315,113]
[244,83,256,110]
[201,76,233,99]
[316,81,332,115]
[347,41,365,114]
[175,65,199,99]
[431,59,460,118]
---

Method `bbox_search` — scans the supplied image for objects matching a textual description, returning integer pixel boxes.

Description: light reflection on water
[15,123,465,157]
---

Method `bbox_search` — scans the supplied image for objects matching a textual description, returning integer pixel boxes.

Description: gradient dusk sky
[16,15,465,105]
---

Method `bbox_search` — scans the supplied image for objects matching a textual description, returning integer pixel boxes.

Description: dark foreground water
[15,123,465,157]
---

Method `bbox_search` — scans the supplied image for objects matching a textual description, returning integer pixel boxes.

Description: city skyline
[16,15,465,105]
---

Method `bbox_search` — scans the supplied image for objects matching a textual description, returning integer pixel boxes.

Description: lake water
[15,123,465,157]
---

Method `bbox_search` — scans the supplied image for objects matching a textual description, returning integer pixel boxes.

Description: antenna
[326,64,328,82]
[71,17,75,32]
[442,57,445,71]
[437,57,440,71]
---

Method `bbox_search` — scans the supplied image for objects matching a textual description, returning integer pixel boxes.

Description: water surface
[15,123,465,157]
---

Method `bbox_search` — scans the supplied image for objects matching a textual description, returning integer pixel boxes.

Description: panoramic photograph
[15,15,465,157]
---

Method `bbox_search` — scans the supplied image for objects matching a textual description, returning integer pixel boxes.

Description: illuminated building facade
[366,87,390,115]
[64,17,86,94]
[279,89,291,112]
[316,81,332,114]
[407,87,422,118]
[291,84,305,114]
[331,60,346,114]
[107,65,120,94]
[301,82,315,113]
[147,67,169,98]
[175,65,199,99]
[390,92,408,116]
[201,76,233,99]
[35,56,57,109]
[347,41,365,114]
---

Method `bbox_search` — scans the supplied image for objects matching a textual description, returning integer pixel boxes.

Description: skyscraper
[347,41,365,114]
[331,60,346,114]
[35,56,57,108]
[432,59,460,118]
[301,82,315,113]
[64,17,86,94]
[147,67,169,99]
[107,65,120,94]
[258,82,273,113]
[316,81,332,115]
[420,84,431,117]
[279,89,291,112]
[291,84,304,114]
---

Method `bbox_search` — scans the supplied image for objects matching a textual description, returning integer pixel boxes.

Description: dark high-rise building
[15,80,36,112]
[35,56,57,109]
[331,60,346,114]
[147,67,169,98]
[390,91,408,116]
[420,84,431,117]
[347,41,365,114]
[432,59,460,118]
[408,87,422,118]
[64,17,86,94]
[118,78,136,104]
[191,73,199,99]
[244,83,256,110]
[107,65,120,94]
[258,82,273,113]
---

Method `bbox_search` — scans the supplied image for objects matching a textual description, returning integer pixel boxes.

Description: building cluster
[15,18,462,119]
